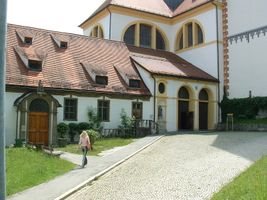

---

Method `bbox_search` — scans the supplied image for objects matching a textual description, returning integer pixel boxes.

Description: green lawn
[211,156,267,200]
[56,138,134,156]
[6,148,75,196]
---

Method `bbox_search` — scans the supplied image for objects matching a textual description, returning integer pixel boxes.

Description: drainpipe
[213,1,221,123]
[107,8,112,40]
[0,0,7,198]
[153,76,156,122]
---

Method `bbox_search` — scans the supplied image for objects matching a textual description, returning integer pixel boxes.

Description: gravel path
[66,132,267,200]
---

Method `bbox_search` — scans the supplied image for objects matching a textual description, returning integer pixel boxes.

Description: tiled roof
[80,0,211,26]
[6,24,217,98]
[128,45,218,82]
[6,24,150,97]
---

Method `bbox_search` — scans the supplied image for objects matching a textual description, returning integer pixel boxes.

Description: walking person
[79,131,91,168]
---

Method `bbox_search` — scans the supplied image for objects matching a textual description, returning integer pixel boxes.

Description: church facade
[4,0,267,146]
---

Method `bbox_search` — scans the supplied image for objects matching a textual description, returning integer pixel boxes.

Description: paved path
[66,132,267,200]
[7,135,163,200]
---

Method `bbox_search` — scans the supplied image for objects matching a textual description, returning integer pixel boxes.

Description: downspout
[153,76,156,122]
[213,1,221,123]
[107,8,112,40]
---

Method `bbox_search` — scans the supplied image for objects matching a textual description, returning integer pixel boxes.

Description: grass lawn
[56,138,134,156]
[211,156,267,200]
[6,148,75,196]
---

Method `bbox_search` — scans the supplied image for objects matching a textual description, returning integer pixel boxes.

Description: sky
[7,0,106,34]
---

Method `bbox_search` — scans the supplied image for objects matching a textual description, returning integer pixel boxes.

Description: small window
[60,41,68,49]
[196,24,204,45]
[28,60,42,71]
[95,76,108,85]
[24,37,32,45]
[140,24,152,48]
[129,79,141,88]
[199,89,209,101]
[98,100,110,121]
[132,102,143,120]
[123,24,136,45]
[187,23,193,47]
[156,30,165,50]
[178,87,189,99]
[64,98,78,121]
[158,83,165,94]
[90,25,104,38]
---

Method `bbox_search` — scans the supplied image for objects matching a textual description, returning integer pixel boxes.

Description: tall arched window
[176,21,204,51]
[90,25,104,38]
[123,23,167,50]
[178,87,189,99]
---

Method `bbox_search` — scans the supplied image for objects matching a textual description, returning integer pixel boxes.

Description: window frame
[64,98,78,121]
[132,102,143,120]
[97,100,110,122]
[28,59,42,71]
[129,79,141,88]
[95,75,108,85]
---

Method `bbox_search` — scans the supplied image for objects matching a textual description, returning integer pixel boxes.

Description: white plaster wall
[83,15,110,39]
[228,35,267,98]
[5,92,21,146]
[228,0,267,35]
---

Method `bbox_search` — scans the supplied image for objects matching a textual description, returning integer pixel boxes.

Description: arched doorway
[28,99,49,145]
[199,89,209,130]
[178,87,193,130]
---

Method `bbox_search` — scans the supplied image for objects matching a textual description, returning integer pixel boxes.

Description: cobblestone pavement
[66,132,267,200]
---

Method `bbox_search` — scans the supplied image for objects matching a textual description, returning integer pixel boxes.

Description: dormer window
[60,41,68,49]
[95,75,108,85]
[24,37,33,45]
[129,79,141,88]
[28,60,42,71]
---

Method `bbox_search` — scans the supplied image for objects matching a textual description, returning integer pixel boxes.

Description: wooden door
[29,112,49,146]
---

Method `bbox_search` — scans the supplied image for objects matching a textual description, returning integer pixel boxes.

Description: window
[60,41,68,49]
[158,83,165,94]
[64,99,78,121]
[156,30,165,50]
[129,79,141,88]
[24,37,32,45]
[176,21,204,51]
[132,102,143,120]
[123,23,167,50]
[140,24,152,48]
[95,76,108,85]
[28,60,42,71]
[178,87,189,99]
[123,24,135,45]
[199,89,209,101]
[90,25,104,38]
[98,100,110,121]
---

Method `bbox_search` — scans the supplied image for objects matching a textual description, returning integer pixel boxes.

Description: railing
[102,120,159,138]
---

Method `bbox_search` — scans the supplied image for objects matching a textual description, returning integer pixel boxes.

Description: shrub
[88,107,103,131]
[78,122,90,134]
[57,122,68,138]
[86,129,100,145]
[118,109,133,130]
[68,123,79,142]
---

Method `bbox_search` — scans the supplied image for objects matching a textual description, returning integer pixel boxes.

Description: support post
[0,0,7,199]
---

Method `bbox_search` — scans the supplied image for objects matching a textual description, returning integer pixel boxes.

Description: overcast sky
[7,0,106,34]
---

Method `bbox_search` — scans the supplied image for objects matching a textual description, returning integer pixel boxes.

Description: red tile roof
[128,45,218,82]
[6,24,217,98]
[80,0,211,26]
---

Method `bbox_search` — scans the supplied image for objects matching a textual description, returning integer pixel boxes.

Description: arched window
[90,25,104,38]
[123,24,135,45]
[178,87,189,99]
[29,99,49,112]
[199,89,209,101]
[123,23,167,50]
[176,21,204,51]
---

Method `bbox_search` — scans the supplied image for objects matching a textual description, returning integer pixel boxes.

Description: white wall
[5,92,21,146]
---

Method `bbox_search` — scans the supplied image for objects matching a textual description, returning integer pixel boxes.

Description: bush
[86,129,100,145]
[118,109,133,130]
[68,123,79,142]
[88,107,103,131]
[78,122,90,133]
[57,122,68,138]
